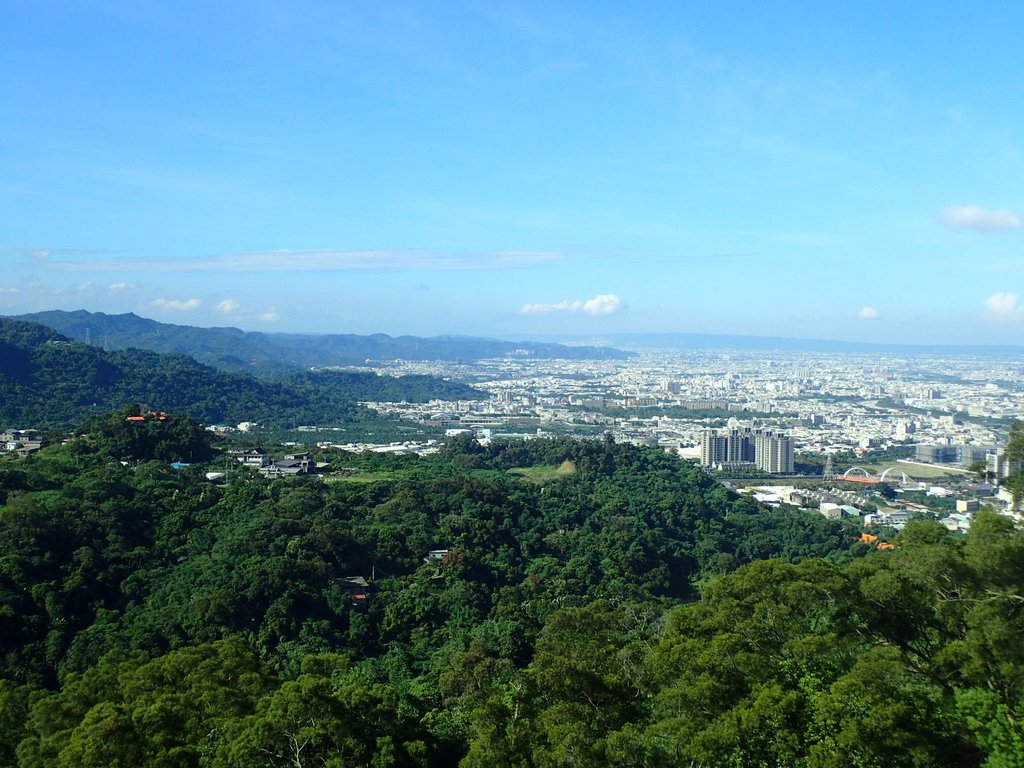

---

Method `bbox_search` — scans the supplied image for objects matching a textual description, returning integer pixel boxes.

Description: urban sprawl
[349,349,1024,532]
[12,350,1017,537]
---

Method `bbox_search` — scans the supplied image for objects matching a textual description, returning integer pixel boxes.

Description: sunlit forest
[0,411,1021,767]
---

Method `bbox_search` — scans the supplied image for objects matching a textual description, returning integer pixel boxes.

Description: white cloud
[152,297,202,311]
[520,293,625,317]
[984,292,1024,321]
[858,306,879,320]
[582,294,625,316]
[216,299,240,314]
[942,205,1021,232]
[257,308,280,322]
[0,287,19,293]
[107,282,135,294]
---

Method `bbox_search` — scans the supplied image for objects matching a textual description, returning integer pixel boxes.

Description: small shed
[336,576,373,604]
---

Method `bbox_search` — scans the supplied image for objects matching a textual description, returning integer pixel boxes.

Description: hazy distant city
[354,349,1017,459]
[304,347,1017,534]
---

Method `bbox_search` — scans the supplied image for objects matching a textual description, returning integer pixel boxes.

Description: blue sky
[2,1,1024,344]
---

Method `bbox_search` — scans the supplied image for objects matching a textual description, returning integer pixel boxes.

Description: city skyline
[3,2,1024,344]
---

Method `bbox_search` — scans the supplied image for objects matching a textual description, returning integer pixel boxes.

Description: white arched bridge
[838,466,910,485]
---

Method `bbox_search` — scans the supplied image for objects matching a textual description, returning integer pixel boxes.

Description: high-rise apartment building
[754,431,795,474]
[699,426,793,474]
[987,451,1022,481]
[700,431,729,465]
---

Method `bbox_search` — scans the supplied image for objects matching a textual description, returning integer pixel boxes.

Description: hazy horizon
[17,307,1024,356]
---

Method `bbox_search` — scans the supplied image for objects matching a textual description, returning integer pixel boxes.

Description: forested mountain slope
[0,318,481,429]
[8,423,1021,765]
[14,310,635,374]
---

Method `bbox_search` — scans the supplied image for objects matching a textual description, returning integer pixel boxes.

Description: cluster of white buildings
[1,429,46,457]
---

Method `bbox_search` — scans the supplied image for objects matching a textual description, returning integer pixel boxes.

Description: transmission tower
[822,455,836,482]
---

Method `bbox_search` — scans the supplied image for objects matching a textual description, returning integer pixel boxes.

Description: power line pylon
[822,455,836,482]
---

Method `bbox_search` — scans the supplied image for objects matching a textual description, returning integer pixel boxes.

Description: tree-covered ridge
[1,421,1022,766]
[462,516,1024,768]
[0,428,860,686]
[0,318,481,429]
[13,310,635,374]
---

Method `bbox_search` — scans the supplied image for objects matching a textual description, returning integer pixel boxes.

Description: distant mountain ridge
[0,317,482,429]
[13,310,636,374]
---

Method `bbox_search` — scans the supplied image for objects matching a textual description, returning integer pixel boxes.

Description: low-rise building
[1,429,46,456]
[228,448,268,467]
[259,452,315,477]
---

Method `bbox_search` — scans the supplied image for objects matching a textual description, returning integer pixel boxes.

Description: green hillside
[0,318,482,429]
[0,426,1021,766]
[14,310,635,374]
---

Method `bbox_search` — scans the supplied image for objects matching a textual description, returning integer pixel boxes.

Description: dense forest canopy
[0,415,1022,766]
[0,318,481,430]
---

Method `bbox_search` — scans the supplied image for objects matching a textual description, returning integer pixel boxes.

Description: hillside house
[228,448,268,468]
[259,452,315,477]
[1,430,46,456]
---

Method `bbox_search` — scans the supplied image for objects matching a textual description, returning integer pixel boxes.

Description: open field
[866,461,966,480]
[324,471,401,484]
[508,460,577,483]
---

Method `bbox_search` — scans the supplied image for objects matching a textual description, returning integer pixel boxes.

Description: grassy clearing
[509,460,577,483]
[868,461,966,480]
[324,471,401,484]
